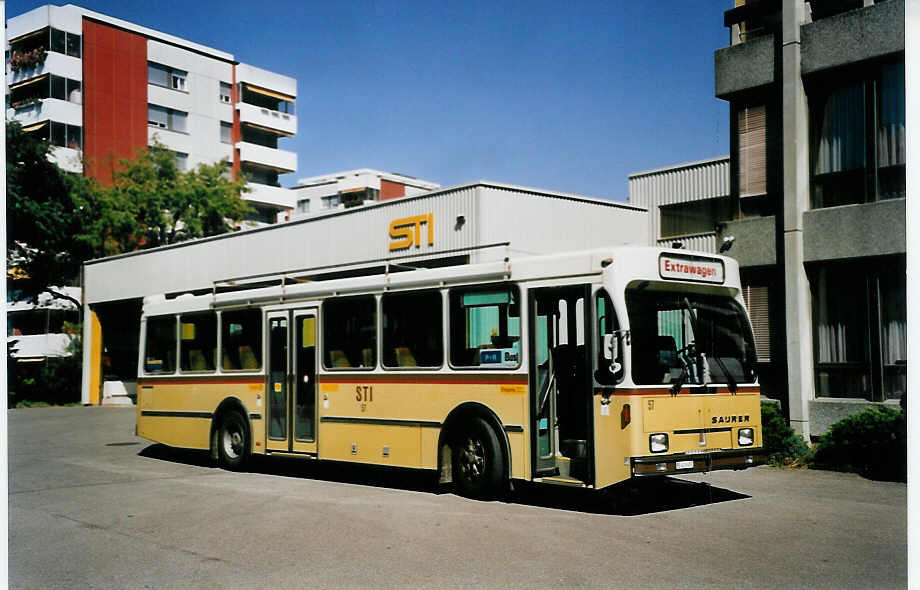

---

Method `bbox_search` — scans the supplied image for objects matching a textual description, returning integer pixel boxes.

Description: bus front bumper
[631,448,767,478]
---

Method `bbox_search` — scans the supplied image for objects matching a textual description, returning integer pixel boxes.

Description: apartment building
[291,169,440,219]
[715,0,905,436]
[6,3,298,223]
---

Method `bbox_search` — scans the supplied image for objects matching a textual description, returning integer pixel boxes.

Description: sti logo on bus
[659,254,725,284]
[389,213,434,252]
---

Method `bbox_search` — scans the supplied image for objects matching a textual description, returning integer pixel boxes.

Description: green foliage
[6,120,90,304]
[8,356,83,406]
[760,402,809,466]
[75,141,251,256]
[811,405,906,482]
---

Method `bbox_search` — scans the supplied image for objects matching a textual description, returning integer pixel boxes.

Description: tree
[7,124,253,304]
[75,142,252,255]
[6,120,89,306]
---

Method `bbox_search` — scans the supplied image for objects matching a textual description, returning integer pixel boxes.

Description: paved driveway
[8,407,907,589]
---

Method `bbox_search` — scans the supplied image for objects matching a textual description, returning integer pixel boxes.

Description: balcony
[8,97,82,127]
[238,141,296,173]
[8,51,81,86]
[244,182,297,209]
[238,101,296,136]
[801,0,903,75]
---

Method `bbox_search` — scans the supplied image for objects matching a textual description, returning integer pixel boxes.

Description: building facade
[6,4,298,223]
[715,0,905,436]
[291,169,441,219]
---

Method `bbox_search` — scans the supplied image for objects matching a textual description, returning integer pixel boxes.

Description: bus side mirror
[603,333,617,361]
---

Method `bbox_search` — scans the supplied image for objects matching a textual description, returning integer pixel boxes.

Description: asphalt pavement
[8,406,908,589]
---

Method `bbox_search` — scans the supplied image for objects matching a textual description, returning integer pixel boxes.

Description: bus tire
[217,410,250,471]
[452,417,505,499]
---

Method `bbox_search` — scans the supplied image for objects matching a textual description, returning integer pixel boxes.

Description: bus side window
[382,290,443,369]
[323,296,377,369]
[145,315,177,374]
[221,309,263,371]
[594,289,622,385]
[449,286,520,369]
[180,312,216,372]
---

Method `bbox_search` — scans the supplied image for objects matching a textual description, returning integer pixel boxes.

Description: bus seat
[361,348,374,367]
[239,346,259,370]
[656,336,680,384]
[222,351,238,371]
[330,349,351,368]
[188,349,208,371]
[394,347,417,367]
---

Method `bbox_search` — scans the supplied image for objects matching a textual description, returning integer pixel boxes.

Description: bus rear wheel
[452,417,505,499]
[217,411,250,471]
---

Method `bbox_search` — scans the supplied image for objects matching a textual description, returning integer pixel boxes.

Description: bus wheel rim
[223,425,242,459]
[459,437,485,483]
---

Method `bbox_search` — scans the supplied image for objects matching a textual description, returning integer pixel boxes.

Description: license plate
[676,460,694,470]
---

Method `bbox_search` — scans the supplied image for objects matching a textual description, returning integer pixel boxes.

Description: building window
[741,284,771,363]
[174,152,188,171]
[738,105,767,197]
[659,196,732,239]
[44,121,82,149]
[220,82,232,103]
[296,199,310,213]
[812,260,905,401]
[49,28,81,58]
[148,104,187,133]
[240,83,295,115]
[321,195,341,209]
[811,62,905,208]
[220,121,232,144]
[9,74,81,108]
[148,62,187,92]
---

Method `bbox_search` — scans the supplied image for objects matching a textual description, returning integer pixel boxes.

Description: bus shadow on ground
[138,444,749,515]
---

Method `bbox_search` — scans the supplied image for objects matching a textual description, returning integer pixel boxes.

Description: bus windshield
[625,286,756,386]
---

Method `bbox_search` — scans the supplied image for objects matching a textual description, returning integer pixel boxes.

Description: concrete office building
[6,3,298,223]
[712,0,904,436]
[628,0,905,437]
[291,169,441,219]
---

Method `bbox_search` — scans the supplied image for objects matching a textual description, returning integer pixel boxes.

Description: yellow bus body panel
[594,390,762,489]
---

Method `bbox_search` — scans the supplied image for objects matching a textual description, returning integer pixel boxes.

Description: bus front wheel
[217,411,250,471]
[452,417,505,499]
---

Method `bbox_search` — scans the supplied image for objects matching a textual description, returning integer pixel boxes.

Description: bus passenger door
[265,309,318,455]
[529,286,593,482]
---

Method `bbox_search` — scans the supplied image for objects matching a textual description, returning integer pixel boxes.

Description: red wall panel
[380,179,406,201]
[82,18,147,184]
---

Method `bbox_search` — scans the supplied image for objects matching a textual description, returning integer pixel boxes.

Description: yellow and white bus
[136,246,766,498]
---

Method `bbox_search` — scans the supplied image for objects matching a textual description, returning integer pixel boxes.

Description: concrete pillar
[781,0,814,438]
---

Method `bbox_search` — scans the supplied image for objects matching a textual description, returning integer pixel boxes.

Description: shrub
[811,405,906,482]
[761,401,809,466]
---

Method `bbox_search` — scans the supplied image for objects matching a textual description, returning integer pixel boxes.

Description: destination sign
[659,254,725,284]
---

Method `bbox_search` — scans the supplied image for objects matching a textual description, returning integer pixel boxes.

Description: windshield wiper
[671,297,738,395]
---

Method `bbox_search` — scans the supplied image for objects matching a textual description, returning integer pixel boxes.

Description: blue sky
[8,1,732,200]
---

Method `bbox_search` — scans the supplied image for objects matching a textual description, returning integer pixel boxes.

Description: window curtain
[814,84,866,175]
[880,274,906,366]
[877,63,905,169]
[815,267,866,364]
[738,105,767,196]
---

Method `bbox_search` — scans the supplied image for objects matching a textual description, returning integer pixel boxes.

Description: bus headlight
[649,433,668,453]
[738,428,754,447]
